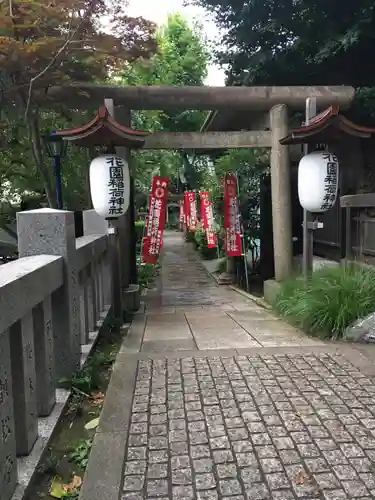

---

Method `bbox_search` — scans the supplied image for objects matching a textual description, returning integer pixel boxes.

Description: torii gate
[50,84,355,296]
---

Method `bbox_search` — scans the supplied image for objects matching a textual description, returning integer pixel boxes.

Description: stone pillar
[9,312,38,455]
[0,328,17,499]
[17,209,81,380]
[33,297,55,416]
[82,209,108,235]
[79,268,89,344]
[269,104,293,281]
[82,209,111,309]
[87,262,97,330]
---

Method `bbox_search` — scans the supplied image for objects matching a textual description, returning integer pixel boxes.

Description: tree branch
[24,18,78,119]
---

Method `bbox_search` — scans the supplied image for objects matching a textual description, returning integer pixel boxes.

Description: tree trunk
[26,115,56,208]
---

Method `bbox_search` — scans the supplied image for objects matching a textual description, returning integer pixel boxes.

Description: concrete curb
[229,285,272,310]
[79,315,145,500]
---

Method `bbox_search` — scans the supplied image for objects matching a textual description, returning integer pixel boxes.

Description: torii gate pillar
[269,104,293,281]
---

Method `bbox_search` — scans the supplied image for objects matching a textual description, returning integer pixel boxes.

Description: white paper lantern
[89,154,130,218]
[298,151,339,213]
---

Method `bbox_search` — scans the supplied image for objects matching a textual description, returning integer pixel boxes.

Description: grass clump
[275,265,375,339]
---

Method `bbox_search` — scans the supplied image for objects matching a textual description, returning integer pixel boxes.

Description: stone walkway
[81,232,375,500]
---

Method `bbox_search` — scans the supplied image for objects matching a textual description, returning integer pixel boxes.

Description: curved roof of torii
[279,104,375,145]
[54,106,150,148]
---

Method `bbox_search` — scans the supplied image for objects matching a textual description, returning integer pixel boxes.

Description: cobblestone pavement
[122,353,375,500]
[84,232,375,500]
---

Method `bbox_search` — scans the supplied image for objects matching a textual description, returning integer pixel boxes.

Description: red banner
[224,174,242,256]
[200,191,217,248]
[185,191,197,232]
[142,176,169,263]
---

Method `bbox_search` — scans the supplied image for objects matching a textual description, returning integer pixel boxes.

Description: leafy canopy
[117,13,211,198]
[188,0,375,89]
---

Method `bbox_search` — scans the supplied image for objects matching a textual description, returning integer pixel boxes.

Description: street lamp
[43,132,68,209]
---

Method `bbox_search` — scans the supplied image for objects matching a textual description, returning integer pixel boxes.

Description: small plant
[137,261,160,290]
[38,451,59,475]
[276,265,375,339]
[61,351,115,394]
[69,439,93,470]
[194,226,219,260]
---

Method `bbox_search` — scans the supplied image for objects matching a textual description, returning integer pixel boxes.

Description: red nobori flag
[142,176,169,264]
[185,191,197,232]
[200,191,217,248]
[224,173,242,256]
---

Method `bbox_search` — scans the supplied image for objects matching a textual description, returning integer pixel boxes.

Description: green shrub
[185,230,197,246]
[137,260,160,289]
[135,220,146,246]
[276,265,375,339]
[194,226,218,260]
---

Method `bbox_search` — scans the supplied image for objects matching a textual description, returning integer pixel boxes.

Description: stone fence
[1,208,112,500]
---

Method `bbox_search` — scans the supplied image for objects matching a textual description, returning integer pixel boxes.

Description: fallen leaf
[92,392,105,405]
[84,417,99,430]
[294,471,311,485]
[50,478,66,498]
[70,475,82,489]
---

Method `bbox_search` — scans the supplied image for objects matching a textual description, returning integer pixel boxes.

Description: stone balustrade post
[0,328,17,499]
[9,312,38,455]
[17,209,81,380]
[82,209,111,309]
[32,297,55,416]
[79,268,89,344]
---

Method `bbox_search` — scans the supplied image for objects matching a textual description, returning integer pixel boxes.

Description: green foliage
[60,352,115,394]
[135,220,146,248]
[185,230,197,246]
[276,266,375,339]
[190,0,375,123]
[190,0,375,86]
[69,439,93,470]
[212,149,268,264]
[137,261,160,290]
[118,13,210,195]
[193,225,222,260]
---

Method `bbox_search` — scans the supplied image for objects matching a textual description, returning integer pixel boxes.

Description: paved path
[144,233,323,353]
[81,232,375,500]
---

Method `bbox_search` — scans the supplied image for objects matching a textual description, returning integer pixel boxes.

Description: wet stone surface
[121,353,375,499]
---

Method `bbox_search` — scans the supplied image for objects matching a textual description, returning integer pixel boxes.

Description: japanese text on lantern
[224,174,242,257]
[320,152,338,211]
[107,156,125,216]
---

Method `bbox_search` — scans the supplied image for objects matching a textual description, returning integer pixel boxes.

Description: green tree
[118,13,211,193]
[212,149,268,262]
[189,0,375,89]
[0,0,156,207]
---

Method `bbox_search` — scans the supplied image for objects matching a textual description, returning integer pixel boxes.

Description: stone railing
[1,208,112,500]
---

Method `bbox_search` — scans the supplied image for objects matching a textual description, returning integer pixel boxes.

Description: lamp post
[44,132,68,209]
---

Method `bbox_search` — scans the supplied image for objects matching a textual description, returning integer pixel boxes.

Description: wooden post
[345,207,352,263]
[302,97,317,278]
[104,98,124,320]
